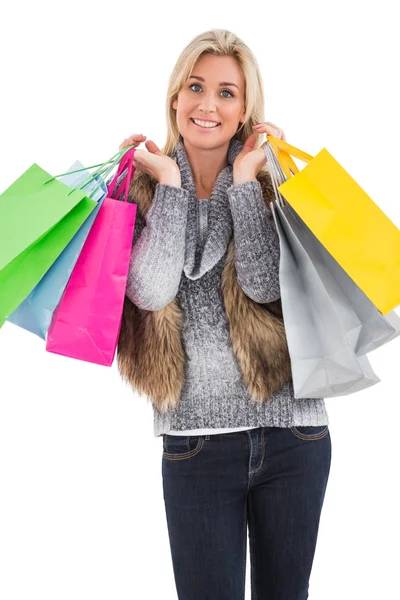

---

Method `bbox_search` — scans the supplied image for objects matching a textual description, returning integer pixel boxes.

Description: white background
[0,1,399,598]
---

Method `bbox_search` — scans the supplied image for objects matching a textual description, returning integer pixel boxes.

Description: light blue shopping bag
[7,161,108,339]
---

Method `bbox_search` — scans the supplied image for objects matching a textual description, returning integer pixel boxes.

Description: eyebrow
[188,75,239,90]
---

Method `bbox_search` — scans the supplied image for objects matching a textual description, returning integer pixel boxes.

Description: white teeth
[193,119,220,128]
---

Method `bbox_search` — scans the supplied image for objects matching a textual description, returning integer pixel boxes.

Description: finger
[119,139,140,151]
[246,132,258,143]
[145,139,162,155]
[253,127,287,155]
[253,122,285,140]
[253,124,279,136]
[119,134,147,151]
[253,122,279,128]
[267,123,286,141]
[266,125,283,138]
[240,133,257,152]
[126,133,147,143]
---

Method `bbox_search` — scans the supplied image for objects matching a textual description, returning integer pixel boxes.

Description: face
[172,54,246,149]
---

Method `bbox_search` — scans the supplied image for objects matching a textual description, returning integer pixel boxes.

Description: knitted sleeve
[105,172,190,310]
[125,192,190,316]
[226,179,281,303]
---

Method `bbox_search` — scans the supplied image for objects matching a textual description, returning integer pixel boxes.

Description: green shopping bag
[0,149,127,328]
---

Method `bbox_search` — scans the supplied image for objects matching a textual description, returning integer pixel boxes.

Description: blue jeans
[162,425,331,599]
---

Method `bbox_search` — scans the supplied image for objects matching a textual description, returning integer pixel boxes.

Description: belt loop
[205,434,210,441]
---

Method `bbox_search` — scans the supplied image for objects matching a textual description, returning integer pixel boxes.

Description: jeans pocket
[290,425,329,441]
[163,434,205,461]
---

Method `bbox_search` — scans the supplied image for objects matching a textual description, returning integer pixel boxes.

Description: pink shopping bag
[46,148,137,366]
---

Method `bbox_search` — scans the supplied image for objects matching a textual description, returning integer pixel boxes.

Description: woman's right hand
[119,134,180,185]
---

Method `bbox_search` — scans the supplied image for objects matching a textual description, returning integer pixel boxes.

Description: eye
[188,83,234,98]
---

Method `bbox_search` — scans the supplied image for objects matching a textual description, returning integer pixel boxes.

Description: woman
[113,29,331,600]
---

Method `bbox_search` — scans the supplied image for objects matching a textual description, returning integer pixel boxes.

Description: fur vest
[117,150,292,414]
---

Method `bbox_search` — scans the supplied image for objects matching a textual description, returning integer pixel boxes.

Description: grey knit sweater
[112,137,329,437]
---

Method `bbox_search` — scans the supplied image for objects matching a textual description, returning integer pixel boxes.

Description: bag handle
[86,146,137,200]
[43,148,126,184]
[87,152,129,199]
[106,147,136,202]
[262,140,292,208]
[266,135,313,179]
[42,146,136,197]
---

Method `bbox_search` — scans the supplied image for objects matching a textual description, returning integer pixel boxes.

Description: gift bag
[263,141,380,398]
[45,147,137,366]
[266,134,400,314]
[264,141,400,356]
[7,163,108,339]
[270,201,380,398]
[0,163,99,328]
[283,201,400,354]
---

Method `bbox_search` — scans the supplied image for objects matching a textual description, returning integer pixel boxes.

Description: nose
[197,92,218,113]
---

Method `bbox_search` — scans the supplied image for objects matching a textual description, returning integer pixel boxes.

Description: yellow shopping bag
[266,135,400,315]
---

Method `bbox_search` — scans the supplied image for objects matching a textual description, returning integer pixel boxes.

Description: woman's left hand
[233,121,287,183]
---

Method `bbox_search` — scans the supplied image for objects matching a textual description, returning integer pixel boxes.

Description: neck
[182,138,229,194]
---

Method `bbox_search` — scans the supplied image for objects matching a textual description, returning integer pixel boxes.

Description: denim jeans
[162,425,331,599]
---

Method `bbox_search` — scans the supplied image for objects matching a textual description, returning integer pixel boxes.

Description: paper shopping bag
[263,138,400,355]
[0,163,98,328]
[282,201,400,354]
[45,147,137,366]
[266,134,400,315]
[270,201,380,399]
[7,163,108,339]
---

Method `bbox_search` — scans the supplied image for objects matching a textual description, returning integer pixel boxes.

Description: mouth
[190,118,221,130]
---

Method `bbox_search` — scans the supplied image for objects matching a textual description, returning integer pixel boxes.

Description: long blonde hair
[161,29,268,175]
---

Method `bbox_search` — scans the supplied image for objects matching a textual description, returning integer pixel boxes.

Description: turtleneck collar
[171,136,244,280]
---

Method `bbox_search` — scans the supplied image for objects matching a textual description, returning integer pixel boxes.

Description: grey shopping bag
[263,139,400,356]
[270,201,380,399]
[282,201,400,354]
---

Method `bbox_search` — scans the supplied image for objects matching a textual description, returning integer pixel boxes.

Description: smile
[190,118,221,130]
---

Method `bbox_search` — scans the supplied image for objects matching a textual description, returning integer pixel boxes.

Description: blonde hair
[161,28,268,175]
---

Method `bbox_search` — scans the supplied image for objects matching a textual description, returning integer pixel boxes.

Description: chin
[184,129,232,146]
